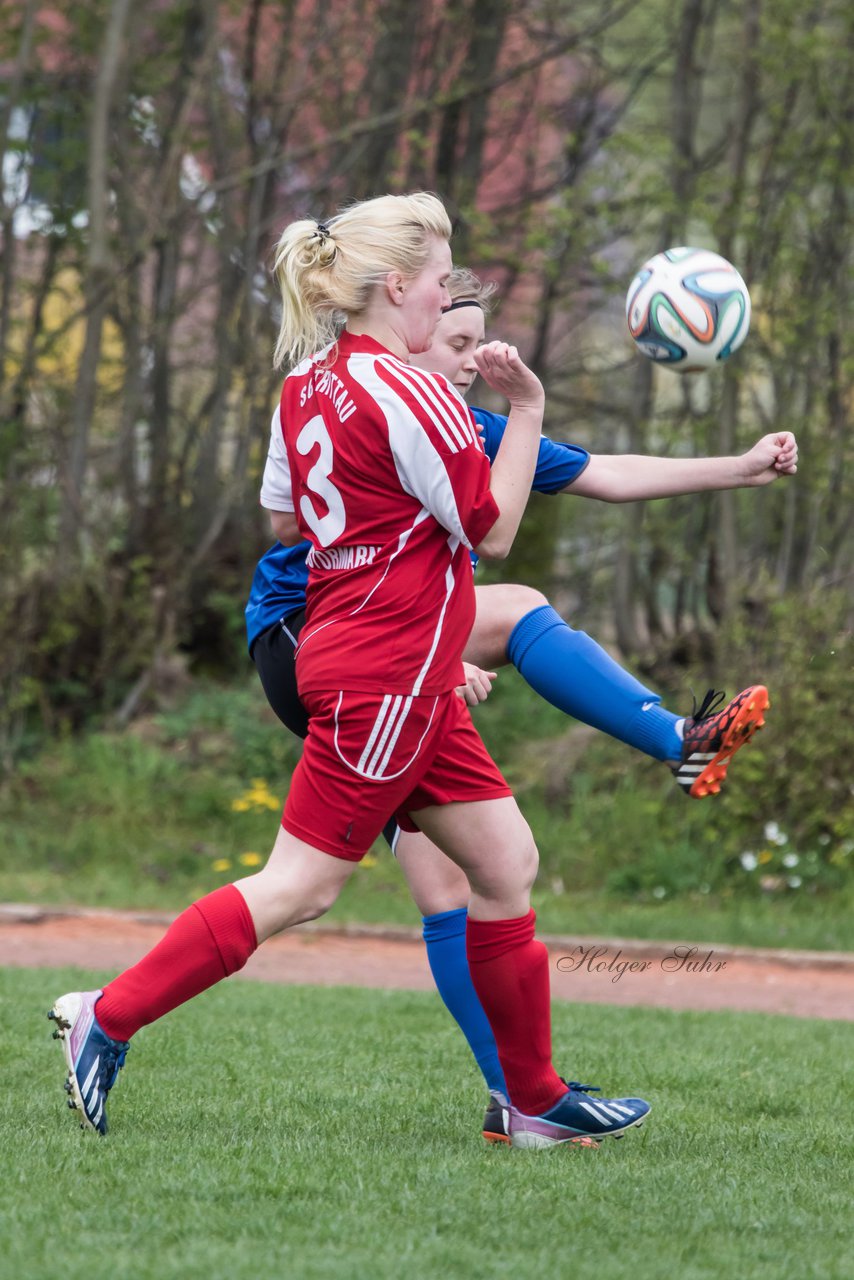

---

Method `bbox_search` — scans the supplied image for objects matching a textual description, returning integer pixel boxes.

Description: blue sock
[507,604,682,762]
[421,908,506,1097]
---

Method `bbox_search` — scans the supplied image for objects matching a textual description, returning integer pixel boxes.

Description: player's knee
[290,880,341,924]
[471,583,550,666]
[258,872,342,931]
[500,583,548,631]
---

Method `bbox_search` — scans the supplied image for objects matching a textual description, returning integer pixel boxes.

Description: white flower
[740,851,758,871]
[787,876,802,889]
[652,886,667,899]
[764,821,789,846]
[782,853,800,868]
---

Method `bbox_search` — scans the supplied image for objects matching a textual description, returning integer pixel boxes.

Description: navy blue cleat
[48,990,129,1135]
[508,1082,650,1149]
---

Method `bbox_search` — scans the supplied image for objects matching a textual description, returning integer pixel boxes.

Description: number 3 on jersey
[296,415,346,546]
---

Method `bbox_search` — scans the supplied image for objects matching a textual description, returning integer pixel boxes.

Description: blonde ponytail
[273,192,452,369]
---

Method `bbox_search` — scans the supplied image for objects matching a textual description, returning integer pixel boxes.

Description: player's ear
[383,270,406,306]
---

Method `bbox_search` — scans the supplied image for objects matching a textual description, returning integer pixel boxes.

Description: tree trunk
[57,0,133,559]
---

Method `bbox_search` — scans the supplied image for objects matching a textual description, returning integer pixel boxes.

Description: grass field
[4,967,853,1280]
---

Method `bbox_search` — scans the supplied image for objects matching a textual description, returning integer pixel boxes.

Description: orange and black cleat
[483,1092,511,1145]
[673,685,770,798]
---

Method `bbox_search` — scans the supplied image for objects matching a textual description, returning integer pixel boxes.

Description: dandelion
[360,854,378,869]
[212,858,232,872]
[782,853,799,869]
[758,850,773,865]
[740,851,758,871]
[231,780,282,813]
[238,852,263,867]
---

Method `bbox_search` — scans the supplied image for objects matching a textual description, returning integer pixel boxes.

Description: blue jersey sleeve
[472,406,590,495]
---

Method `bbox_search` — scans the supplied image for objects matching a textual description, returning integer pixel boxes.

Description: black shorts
[251,610,400,850]
[251,609,309,740]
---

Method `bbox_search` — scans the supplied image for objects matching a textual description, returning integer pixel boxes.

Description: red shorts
[282,689,511,860]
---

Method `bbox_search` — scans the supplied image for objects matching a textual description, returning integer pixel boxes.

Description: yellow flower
[360,854,378,869]
[238,851,263,867]
[212,858,232,872]
[231,779,281,813]
[758,850,773,865]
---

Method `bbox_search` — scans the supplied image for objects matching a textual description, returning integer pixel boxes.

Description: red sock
[466,910,565,1115]
[95,884,257,1042]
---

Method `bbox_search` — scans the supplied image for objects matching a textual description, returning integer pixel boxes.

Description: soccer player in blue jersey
[248,268,798,1142]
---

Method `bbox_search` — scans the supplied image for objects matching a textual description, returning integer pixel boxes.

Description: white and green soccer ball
[626,247,751,371]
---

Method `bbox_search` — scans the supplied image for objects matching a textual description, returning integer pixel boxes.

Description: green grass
[3,967,852,1280]
[2,675,852,951]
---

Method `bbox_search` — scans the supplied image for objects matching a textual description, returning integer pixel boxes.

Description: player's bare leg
[235,827,356,942]
[465,583,546,669]
[395,829,470,916]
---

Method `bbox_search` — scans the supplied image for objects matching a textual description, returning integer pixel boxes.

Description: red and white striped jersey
[268,331,499,696]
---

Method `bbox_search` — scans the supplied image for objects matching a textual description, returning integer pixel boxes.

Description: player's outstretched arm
[566,431,798,503]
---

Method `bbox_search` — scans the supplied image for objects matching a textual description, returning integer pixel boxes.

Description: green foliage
[0,677,303,907]
[697,589,854,890]
[0,553,159,761]
[6,969,854,1279]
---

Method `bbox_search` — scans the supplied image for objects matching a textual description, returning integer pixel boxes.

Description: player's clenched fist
[455,662,498,707]
[473,341,544,411]
[739,431,799,485]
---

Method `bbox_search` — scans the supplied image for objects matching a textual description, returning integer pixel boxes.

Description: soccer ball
[625,247,751,371]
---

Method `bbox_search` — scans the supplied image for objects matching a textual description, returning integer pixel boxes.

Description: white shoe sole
[48,992,99,1133]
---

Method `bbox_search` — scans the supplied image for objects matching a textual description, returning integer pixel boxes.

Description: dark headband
[445,298,484,312]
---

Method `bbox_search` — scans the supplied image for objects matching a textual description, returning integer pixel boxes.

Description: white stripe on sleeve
[259,404,295,512]
[379,358,473,451]
[350,356,473,548]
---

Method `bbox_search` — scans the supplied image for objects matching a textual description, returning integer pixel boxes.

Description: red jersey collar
[336,330,405,361]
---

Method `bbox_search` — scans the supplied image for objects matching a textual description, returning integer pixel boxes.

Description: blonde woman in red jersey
[49,193,650,1149]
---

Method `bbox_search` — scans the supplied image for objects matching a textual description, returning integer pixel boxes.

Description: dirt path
[2,904,852,1021]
